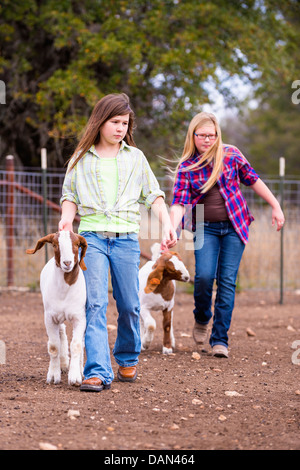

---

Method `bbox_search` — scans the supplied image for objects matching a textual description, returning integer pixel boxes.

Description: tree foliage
[0,0,297,170]
[222,0,300,176]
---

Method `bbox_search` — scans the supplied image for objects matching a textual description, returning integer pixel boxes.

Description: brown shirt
[202,184,229,222]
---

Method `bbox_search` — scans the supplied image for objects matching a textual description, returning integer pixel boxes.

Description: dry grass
[0,209,299,291]
[138,207,299,292]
[240,211,299,290]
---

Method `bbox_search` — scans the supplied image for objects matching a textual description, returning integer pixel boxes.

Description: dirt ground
[0,288,299,452]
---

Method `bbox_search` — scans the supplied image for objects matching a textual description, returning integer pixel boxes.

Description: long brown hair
[175,112,224,193]
[67,93,136,171]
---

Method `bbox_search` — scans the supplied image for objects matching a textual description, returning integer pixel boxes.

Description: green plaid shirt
[61,141,165,227]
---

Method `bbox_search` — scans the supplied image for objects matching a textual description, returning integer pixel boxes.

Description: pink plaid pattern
[171,145,259,244]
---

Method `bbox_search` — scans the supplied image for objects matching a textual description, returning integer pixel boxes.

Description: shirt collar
[89,145,98,156]
[193,150,216,168]
[89,140,130,157]
[120,140,131,151]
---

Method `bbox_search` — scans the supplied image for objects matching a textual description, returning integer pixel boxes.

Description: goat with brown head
[26,230,88,386]
[139,245,190,354]
[26,231,88,272]
[145,251,190,295]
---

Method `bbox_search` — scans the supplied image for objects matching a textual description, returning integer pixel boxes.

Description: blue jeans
[193,221,245,348]
[80,231,141,385]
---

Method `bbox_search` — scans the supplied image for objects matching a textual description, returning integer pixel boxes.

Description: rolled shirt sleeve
[60,163,80,207]
[235,147,259,186]
[138,153,165,209]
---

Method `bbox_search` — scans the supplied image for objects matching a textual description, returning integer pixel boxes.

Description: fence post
[41,148,48,263]
[6,155,14,287]
[279,157,285,305]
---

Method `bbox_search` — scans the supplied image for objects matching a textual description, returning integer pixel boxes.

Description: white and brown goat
[26,231,87,386]
[139,243,190,354]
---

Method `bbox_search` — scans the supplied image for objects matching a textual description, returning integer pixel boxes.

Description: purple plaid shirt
[171,144,259,244]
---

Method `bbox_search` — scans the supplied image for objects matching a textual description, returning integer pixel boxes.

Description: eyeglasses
[194,133,217,141]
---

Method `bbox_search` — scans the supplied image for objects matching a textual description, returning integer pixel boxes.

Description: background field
[1,167,299,294]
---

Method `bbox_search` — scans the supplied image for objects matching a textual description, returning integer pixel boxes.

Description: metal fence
[0,155,299,295]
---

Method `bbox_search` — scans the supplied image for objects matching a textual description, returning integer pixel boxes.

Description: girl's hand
[58,218,73,231]
[250,180,285,232]
[160,224,177,251]
[272,207,285,231]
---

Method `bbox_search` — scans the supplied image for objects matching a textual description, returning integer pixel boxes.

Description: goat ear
[144,276,161,294]
[144,252,172,293]
[77,234,88,271]
[79,259,87,271]
[144,258,165,293]
[26,233,56,254]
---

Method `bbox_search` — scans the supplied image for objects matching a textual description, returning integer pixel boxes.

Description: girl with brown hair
[60,93,176,391]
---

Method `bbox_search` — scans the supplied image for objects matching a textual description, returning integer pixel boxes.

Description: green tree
[0,0,297,169]
[222,0,300,176]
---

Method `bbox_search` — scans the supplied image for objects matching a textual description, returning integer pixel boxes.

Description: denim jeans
[193,221,245,348]
[80,231,141,385]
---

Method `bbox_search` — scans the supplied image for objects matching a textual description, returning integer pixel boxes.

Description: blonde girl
[170,112,284,357]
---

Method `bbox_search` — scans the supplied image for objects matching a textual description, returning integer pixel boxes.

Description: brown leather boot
[117,366,137,382]
[80,377,111,392]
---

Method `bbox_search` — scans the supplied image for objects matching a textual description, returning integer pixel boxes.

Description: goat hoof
[46,374,61,384]
[162,347,173,355]
[68,372,83,386]
[69,380,82,387]
[68,379,82,387]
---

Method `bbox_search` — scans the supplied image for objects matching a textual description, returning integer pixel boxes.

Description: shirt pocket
[190,174,206,191]
[223,168,239,189]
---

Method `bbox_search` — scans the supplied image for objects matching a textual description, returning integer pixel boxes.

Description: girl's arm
[151,196,177,250]
[59,201,78,231]
[250,178,285,231]
[169,204,186,231]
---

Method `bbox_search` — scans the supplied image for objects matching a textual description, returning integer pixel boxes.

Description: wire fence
[0,156,299,297]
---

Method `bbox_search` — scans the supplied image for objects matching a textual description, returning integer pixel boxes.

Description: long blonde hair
[175,112,224,193]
